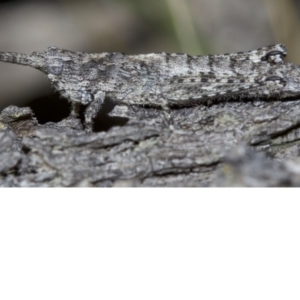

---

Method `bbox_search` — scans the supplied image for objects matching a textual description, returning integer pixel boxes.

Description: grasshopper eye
[263,50,286,64]
[45,59,63,75]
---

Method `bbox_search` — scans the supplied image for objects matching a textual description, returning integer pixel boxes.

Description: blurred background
[1,0,300,128]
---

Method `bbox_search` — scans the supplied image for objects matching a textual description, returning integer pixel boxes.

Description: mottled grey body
[1,44,300,131]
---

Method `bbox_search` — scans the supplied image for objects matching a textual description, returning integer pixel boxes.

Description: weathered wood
[1,99,300,187]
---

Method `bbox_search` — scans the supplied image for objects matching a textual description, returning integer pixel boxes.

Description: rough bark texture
[1,99,300,187]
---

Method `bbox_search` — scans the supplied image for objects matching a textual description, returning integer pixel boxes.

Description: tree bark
[1,99,300,187]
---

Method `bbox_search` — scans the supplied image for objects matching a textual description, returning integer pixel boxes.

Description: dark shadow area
[27,93,128,132]
[92,98,129,132]
[27,94,70,123]
[0,0,19,3]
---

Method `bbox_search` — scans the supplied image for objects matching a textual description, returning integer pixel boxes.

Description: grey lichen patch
[0,105,39,137]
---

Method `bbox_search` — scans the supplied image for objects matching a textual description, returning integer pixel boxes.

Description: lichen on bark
[1,99,300,187]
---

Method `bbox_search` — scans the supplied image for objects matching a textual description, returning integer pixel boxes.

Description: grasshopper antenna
[0,51,44,69]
